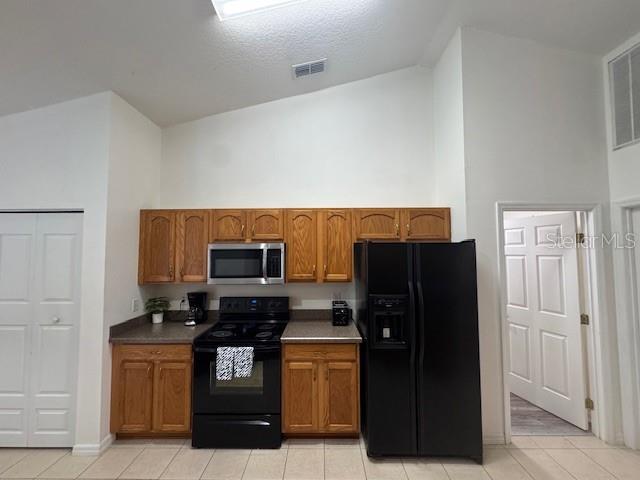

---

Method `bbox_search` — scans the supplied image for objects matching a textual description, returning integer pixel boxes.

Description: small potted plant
[145,297,170,324]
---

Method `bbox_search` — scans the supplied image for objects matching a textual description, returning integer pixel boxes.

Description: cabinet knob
[312,265,316,276]
[52,316,61,324]
[324,264,327,277]
[241,224,245,236]
[251,224,255,237]
[395,223,400,236]
[406,223,411,236]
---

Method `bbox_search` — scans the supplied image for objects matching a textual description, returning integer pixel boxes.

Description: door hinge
[580,313,590,326]
[585,398,594,410]
[576,233,585,245]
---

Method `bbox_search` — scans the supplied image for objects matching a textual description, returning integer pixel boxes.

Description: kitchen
[1,1,640,479]
[108,207,481,460]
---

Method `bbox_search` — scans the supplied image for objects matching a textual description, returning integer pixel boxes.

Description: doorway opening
[501,210,596,438]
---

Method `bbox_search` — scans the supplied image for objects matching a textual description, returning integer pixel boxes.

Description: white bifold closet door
[0,213,82,447]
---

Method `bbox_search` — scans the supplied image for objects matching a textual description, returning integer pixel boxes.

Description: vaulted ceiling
[1,0,640,126]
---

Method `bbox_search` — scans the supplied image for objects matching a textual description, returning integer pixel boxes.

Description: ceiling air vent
[292,58,327,79]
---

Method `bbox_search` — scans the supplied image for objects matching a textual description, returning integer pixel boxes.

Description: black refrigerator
[355,241,482,463]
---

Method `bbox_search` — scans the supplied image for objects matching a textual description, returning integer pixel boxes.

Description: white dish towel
[216,346,254,380]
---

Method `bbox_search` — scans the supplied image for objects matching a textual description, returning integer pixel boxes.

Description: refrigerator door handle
[416,278,426,448]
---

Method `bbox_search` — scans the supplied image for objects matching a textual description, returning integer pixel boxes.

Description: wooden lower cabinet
[111,344,192,436]
[282,344,359,435]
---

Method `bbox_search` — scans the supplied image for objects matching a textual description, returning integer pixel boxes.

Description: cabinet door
[319,209,352,282]
[353,209,401,240]
[153,360,192,433]
[249,209,284,240]
[321,361,359,433]
[139,210,176,283]
[176,210,209,282]
[116,360,154,433]
[402,208,451,241]
[286,209,318,281]
[283,361,318,433]
[211,210,246,242]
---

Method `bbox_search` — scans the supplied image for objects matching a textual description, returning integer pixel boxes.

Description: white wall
[158,66,436,307]
[459,27,615,443]
[101,94,162,440]
[603,31,640,449]
[0,93,112,451]
[433,29,467,241]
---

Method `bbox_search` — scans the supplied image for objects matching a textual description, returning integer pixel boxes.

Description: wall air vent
[609,42,640,149]
[292,58,327,79]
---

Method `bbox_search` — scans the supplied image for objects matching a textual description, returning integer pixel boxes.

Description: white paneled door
[0,213,82,447]
[504,212,588,430]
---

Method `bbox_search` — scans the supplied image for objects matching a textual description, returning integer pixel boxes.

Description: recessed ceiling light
[211,0,307,21]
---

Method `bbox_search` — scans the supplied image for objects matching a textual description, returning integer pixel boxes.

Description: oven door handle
[194,345,281,354]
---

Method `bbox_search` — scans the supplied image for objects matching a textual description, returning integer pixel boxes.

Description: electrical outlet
[131,298,140,313]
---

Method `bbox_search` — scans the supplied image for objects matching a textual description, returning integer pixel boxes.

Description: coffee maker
[185,292,208,326]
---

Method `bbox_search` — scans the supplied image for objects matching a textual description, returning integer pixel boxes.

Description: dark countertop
[109,310,362,345]
[109,311,216,345]
[281,319,362,344]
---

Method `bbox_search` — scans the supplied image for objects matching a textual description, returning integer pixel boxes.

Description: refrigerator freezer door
[415,241,483,461]
[360,243,418,456]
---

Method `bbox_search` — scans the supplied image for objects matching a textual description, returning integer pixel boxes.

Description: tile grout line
[505,447,579,480]
[281,446,289,480]
[577,447,623,480]
[0,450,31,476]
[197,448,217,480]
[237,449,250,480]
[113,446,146,480]
[154,446,181,480]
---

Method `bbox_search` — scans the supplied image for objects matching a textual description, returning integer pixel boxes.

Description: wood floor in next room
[511,393,592,436]
[0,436,639,480]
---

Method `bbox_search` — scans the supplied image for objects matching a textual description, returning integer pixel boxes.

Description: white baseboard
[483,434,506,445]
[72,434,114,456]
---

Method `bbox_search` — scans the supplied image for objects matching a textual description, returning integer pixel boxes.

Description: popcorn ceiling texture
[2,0,640,126]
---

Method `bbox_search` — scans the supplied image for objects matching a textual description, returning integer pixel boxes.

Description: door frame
[611,197,640,449]
[496,202,614,445]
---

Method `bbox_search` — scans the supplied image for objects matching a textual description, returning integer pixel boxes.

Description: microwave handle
[262,247,268,280]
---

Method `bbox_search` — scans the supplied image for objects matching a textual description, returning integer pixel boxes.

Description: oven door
[193,344,281,415]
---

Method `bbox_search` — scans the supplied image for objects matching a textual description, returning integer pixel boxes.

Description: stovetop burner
[194,296,289,347]
[210,330,233,338]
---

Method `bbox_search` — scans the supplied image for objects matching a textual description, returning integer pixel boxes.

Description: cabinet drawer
[283,344,357,361]
[116,344,192,361]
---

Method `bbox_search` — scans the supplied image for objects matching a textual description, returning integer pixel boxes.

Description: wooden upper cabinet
[322,361,359,433]
[249,209,284,240]
[401,208,451,241]
[210,209,246,242]
[139,210,176,284]
[286,209,318,281]
[282,361,319,433]
[319,209,352,282]
[353,209,401,240]
[176,210,209,282]
[153,360,191,433]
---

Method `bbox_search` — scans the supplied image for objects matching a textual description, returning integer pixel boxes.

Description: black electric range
[192,296,289,449]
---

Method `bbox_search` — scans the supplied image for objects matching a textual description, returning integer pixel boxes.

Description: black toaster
[332,300,351,326]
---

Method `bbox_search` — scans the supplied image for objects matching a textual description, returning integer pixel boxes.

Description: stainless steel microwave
[207,243,285,285]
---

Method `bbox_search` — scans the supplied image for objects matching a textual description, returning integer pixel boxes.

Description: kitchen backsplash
[149,283,355,311]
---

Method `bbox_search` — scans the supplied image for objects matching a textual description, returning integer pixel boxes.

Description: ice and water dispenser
[369,295,408,349]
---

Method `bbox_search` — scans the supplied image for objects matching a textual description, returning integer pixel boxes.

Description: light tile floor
[0,436,639,480]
